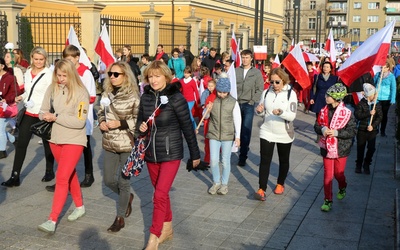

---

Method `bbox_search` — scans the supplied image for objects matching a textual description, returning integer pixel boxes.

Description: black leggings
[258,138,292,191]
[12,114,54,175]
[378,100,391,134]
[83,135,93,174]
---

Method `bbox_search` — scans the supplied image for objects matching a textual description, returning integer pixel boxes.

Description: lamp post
[337,22,341,40]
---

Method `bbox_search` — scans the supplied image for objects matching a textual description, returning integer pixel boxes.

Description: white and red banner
[326,29,336,65]
[227,63,237,99]
[272,54,280,69]
[95,24,116,68]
[65,26,92,69]
[253,45,267,61]
[337,21,395,86]
[281,43,310,89]
[230,31,241,67]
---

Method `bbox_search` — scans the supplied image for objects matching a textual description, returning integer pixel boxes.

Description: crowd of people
[0,41,397,248]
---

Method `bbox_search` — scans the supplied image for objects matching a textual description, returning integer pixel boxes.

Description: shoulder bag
[30,94,54,141]
[16,73,45,127]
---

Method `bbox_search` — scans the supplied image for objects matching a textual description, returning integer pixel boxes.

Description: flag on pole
[337,21,395,86]
[326,29,337,65]
[95,24,116,68]
[230,31,241,67]
[281,43,311,89]
[394,41,398,51]
[65,26,92,69]
[227,63,237,99]
[272,54,280,69]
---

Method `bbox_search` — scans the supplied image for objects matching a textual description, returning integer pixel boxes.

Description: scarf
[317,102,351,158]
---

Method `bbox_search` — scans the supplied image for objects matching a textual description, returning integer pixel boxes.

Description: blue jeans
[239,103,255,160]
[0,118,15,151]
[209,139,233,185]
[187,101,196,130]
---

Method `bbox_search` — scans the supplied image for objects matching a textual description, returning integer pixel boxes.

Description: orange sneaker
[254,188,266,201]
[274,184,284,195]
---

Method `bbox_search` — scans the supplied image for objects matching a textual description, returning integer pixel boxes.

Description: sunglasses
[270,80,282,85]
[108,72,124,78]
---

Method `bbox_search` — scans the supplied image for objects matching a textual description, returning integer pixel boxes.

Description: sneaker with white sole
[208,183,221,195]
[217,185,228,195]
[38,220,56,233]
[67,206,86,221]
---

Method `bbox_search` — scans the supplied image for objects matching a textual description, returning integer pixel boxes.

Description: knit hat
[216,73,231,93]
[363,83,376,97]
[326,83,347,101]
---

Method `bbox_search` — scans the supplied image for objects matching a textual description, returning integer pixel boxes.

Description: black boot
[0,151,7,159]
[355,165,362,174]
[80,174,94,188]
[45,184,56,192]
[363,164,371,175]
[41,171,55,182]
[1,172,20,187]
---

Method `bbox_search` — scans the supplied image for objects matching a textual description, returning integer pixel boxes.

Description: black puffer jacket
[314,104,357,158]
[354,99,382,132]
[135,82,200,163]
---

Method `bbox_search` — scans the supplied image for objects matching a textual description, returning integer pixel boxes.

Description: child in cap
[354,83,382,174]
[204,73,241,195]
[314,83,357,212]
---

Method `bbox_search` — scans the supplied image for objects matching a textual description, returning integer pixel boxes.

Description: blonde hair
[30,46,49,68]
[51,59,88,104]
[270,67,290,85]
[144,60,172,84]
[103,61,139,95]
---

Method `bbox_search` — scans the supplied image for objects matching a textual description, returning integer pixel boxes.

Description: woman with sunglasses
[254,67,298,201]
[98,61,140,232]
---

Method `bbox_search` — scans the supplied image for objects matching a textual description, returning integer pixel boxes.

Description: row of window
[308,1,380,10]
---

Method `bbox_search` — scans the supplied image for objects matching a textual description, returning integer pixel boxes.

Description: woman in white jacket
[1,47,55,187]
[254,67,298,201]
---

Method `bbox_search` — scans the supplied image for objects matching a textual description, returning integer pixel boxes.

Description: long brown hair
[103,61,139,95]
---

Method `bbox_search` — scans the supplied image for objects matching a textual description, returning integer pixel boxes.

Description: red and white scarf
[317,102,351,158]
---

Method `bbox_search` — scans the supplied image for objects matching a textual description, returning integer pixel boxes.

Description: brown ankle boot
[159,221,173,244]
[145,233,159,250]
[107,216,125,232]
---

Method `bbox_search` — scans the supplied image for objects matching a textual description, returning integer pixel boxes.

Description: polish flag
[394,41,398,51]
[65,26,92,69]
[337,21,395,86]
[272,54,280,69]
[95,24,116,68]
[281,43,311,89]
[347,44,351,57]
[227,63,237,99]
[326,29,336,67]
[352,92,363,105]
[289,38,294,51]
[231,31,241,67]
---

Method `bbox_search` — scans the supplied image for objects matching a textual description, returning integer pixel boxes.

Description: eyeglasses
[108,72,124,78]
[270,80,282,85]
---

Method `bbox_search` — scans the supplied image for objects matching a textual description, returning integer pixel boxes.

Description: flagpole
[195,107,211,133]
[368,68,383,126]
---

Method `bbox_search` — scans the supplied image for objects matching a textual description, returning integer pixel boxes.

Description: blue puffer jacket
[374,72,396,104]
[135,82,200,163]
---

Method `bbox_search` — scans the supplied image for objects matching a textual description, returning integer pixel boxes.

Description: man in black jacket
[178,45,194,67]
[202,47,221,73]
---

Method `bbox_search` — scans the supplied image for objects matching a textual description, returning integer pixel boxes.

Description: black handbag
[16,73,45,127]
[30,95,54,141]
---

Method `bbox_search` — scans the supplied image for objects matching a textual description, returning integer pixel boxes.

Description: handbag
[16,73,45,127]
[122,136,147,178]
[30,95,54,141]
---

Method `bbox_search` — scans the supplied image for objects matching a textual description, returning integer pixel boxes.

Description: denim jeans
[187,101,196,130]
[239,103,255,160]
[209,139,233,185]
[0,118,15,151]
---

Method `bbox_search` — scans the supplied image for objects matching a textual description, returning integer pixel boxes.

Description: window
[310,1,316,10]
[367,28,378,35]
[308,18,316,29]
[353,16,361,22]
[354,2,362,9]
[367,16,379,22]
[368,2,380,9]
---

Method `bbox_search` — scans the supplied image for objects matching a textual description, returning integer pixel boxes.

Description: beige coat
[98,89,140,153]
[40,84,89,147]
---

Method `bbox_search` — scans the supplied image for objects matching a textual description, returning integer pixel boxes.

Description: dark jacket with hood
[135,82,200,163]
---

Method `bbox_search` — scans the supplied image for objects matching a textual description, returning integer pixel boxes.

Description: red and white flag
[95,24,116,68]
[230,31,241,67]
[347,44,351,57]
[337,21,395,86]
[272,54,280,69]
[352,92,363,105]
[227,63,237,99]
[394,41,398,51]
[326,29,337,65]
[289,38,294,51]
[65,26,92,69]
[281,43,310,89]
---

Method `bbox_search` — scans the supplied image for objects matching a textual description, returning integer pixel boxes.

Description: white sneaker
[38,140,43,145]
[67,206,85,221]
[208,183,221,195]
[38,220,56,234]
[217,185,228,195]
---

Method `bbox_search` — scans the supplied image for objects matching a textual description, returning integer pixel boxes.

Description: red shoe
[274,184,284,195]
[254,188,266,201]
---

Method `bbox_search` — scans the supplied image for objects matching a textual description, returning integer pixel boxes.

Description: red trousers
[49,143,84,222]
[323,157,348,201]
[147,160,180,237]
[203,118,210,164]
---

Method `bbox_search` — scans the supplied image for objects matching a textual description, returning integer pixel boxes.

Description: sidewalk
[0,106,398,249]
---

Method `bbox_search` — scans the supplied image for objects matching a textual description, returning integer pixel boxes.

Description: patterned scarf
[317,102,351,158]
